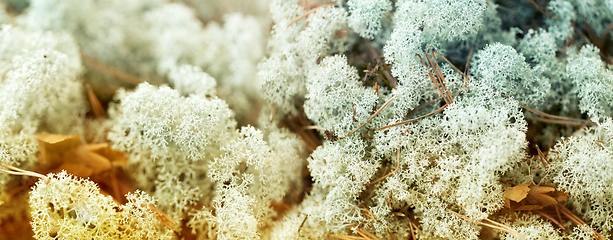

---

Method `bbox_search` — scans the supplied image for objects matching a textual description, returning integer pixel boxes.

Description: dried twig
[357,227,382,240]
[361,204,378,223]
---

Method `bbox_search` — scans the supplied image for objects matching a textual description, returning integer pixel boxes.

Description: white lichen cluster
[0,0,611,239]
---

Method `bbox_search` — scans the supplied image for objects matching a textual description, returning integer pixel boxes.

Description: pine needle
[502,94,595,126]
[433,50,463,76]
[287,3,337,27]
[329,234,367,240]
[464,46,474,92]
[357,227,382,240]
[85,83,107,119]
[535,145,549,171]
[558,204,605,240]
[304,125,330,131]
[405,98,440,119]
[377,104,446,131]
[0,163,49,183]
[80,51,144,85]
[535,210,566,232]
[302,1,337,9]
[418,53,451,105]
[340,93,399,139]
[448,210,524,240]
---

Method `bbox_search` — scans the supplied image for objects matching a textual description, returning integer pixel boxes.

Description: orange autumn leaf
[503,182,567,211]
[37,132,126,177]
[504,183,531,202]
[525,184,559,207]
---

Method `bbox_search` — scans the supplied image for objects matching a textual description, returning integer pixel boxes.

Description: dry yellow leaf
[504,183,531,202]
[36,132,126,177]
[525,185,559,207]
[503,182,567,211]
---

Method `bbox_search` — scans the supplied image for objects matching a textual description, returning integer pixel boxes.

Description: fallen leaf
[37,132,81,165]
[37,132,126,177]
[503,182,567,211]
[504,183,531,202]
[525,185,558,207]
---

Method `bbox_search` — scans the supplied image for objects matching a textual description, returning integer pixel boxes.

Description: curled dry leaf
[37,132,127,177]
[504,183,531,206]
[503,182,567,211]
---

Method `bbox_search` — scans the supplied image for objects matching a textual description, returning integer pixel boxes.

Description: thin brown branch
[80,51,144,85]
[149,205,176,225]
[377,104,447,131]
[408,221,416,240]
[386,227,393,240]
[584,21,600,48]
[368,169,399,186]
[355,230,372,240]
[502,94,595,125]
[527,0,550,18]
[518,102,571,120]
[554,205,564,230]
[495,4,518,14]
